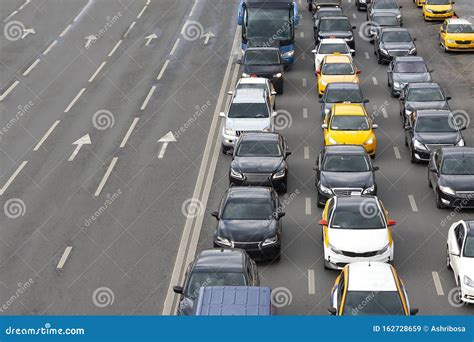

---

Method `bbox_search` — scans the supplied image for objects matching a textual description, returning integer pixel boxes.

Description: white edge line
[59,24,72,38]
[94,157,118,197]
[0,161,28,196]
[88,61,107,82]
[73,0,92,22]
[108,40,122,57]
[0,80,20,101]
[136,5,147,19]
[23,58,41,76]
[119,118,139,148]
[140,85,156,110]
[33,120,61,151]
[170,38,180,56]
[189,0,198,16]
[4,10,18,22]
[43,40,58,55]
[64,88,86,113]
[56,246,73,269]
[157,60,170,80]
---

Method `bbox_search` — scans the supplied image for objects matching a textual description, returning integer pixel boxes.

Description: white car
[319,195,395,270]
[230,78,277,110]
[312,38,354,73]
[447,220,474,304]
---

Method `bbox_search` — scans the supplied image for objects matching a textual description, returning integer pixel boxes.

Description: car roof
[415,109,452,116]
[324,54,352,64]
[233,88,267,103]
[333,103,367,116]
[325,82,361,90]
[440,147,474,157]
[240,132,280,142]
[393,56,425,63]
[347,262,398,292]
[227,186,272,199]
[325,144,367,154]
[194,249,245,272]
[320,15,349,21]
[380,27,409,33]
[238,78,267,85]
[319,38,347,44]
[335,195,379,208]
[372,11,398,17]
[407,82,441,89]
[447,18,472,25]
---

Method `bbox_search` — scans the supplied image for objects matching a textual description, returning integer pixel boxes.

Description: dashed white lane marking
[23,58,41,76]
[0,80,20,101]
[18,0,30,11]
[170,38,180,55]
[432,271,445,296]
[372,77,378,85]
[119,118,139,148]
[302,78,307,87]
[123,21,136,38]
[0,161,28,196]
[305,197,312,215]
[189,0,199,16]
[381,107,388,118]
[140,85,157,110]
[64,88,86,113]
[73,0,92,22]
[393,146,401,159]
[303,108,308,119]
[59,24,72,37]
[352,13,357,19]
[33,120,60,151]
[95,157,118,197]
[108,40,122,57]
[88,61,106,82]
[304,146,310,159]
[56,246,73,270]
[43,40,58,55]
[365,52,370,59]
[136,5,147,19]
[300,31,304,38]
[157,60,170,80]
[308,269,316,295]
[408,195,418,212]
[3,10,18,22]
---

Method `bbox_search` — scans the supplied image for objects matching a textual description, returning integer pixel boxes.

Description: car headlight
[329,243,343,255]
[225,127,234,136]
[273,73,282,78]
[457,139,465,147]
[242,72,250,78]
[364,137,374,145]
[439,185,456,196]
[262,235,279,246]
[397,14,402,19]
[272,168,286,179]
[230,168,244,180]
[320,79,328,86]
[327,136,337,144]
[345,36,354,41]
[393,81,401,89]
[413,139,427,151]
[409,47,417,54]
[447,39,456,44]
[216,235,232,247]
[380,48,389,55]
[363,184,376,194]
[318,182,333,195]
[426,8,433,13]
[281,50,294,58]
[463,275,474,288]
[375,243,391,255]
[324,108,330,115]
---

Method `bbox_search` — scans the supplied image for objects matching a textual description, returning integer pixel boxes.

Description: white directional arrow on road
[84,35,98,48]
[157,131,176,159]
[21,28,35,39]
[144,33,158,46]
[68,134,91,161]
[202,31,215,45]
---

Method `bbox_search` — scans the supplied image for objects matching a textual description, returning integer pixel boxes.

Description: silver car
[367,0,403,25]
[387,56,432,97]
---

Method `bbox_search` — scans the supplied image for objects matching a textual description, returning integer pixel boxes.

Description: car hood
[320,171,373,189]
[232,157,283,173]
[242,65,283,75]
[405,101,448,111]
[217,220,277,242]
[382,42,415,51]
[440,175,474,192]
[445,33,474,40]
[319,31,352,39]
[415,131,460,145]
[225,117,271,131]
[329,228,389,252]
[393,72,431,84]
[316,53,351,69]
[372,8,401,17]
[329,130,374,145]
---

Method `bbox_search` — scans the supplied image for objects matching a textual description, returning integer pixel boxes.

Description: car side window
[454,224,463,249]
[327,198,335,221]
[442,22,447,32]
[435,154,442,171]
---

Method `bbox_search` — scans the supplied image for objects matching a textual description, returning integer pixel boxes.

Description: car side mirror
[429,69,435,73]
[319,219,328,226]
[350,49,355,55]
[211,211,219,219]
[173,286,183,294]
[352,26,357,29]
[399,5,403,8]
[460,125,467,131]
[316,70,321,76]
[399,94,405,100]
[356,70,362,75]
[413,37,416,41]
[327,307,337,315]
[277,212,286,219]
[272,111,278,118]
[388,220,396,227]
[285,151,292,158]
[373,166,379,171]
[271,91,277,96]
[227,90,233,96]
[321,123,328,129]
[446,96,452,100]
[219,112,225,117]
[236,59,242,64]
[410,308,419,316]
[311,49,317,54]
[363,99,370,103]
[319,99,324,103]
[372,124,378,129]
[404,125,410,130]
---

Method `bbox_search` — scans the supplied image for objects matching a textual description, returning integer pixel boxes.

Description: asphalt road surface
[0,0,473,315]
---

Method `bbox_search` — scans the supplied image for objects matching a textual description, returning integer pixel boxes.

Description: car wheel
[370,153,376,159]
[221,144,230,155]
[446,246,452,270]
[377,53,382,64]
[428,173,432,188]
[436,189,447,209]
[390,88,396,98]
[308,3,312,11]
[317,192,325,208]
[410,149,416,164]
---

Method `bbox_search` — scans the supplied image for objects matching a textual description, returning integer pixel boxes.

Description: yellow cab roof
[323,54,352,64]
[332,103,367,116]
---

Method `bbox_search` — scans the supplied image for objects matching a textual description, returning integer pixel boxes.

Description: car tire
[308,3,312,11]
[370,153,376,159]
[436,189,447,209]
[323,259,330,270]
[428,173,432,188]
[410,149,416,164]
[390,88,396,98]
[405,135,409,147]
[221,144,231,155]
[446,246,452,270]
[317,192,325,208]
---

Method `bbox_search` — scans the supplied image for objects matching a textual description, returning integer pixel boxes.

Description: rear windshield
[222,197,273,220]
[228,103,269,118]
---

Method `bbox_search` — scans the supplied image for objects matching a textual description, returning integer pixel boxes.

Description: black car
[173,248,259,315]
[387,56,432,97]
[238,47,284,94]
[314,145,379,207]
[309,0,342,13]
[229,132,291,192]
[356,0,372,11]
[211,187,284,261]
[319,83,368,118]
[313,6,343,30]
[374,28,417,64]
[405,109,465,163]
[367,0,402,24]
[428,147,474,209]
[399,82,451,127]
[314,16,356,50]
[367,12,401,42]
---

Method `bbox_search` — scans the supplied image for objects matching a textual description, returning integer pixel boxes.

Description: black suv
[374,28,416,64]
[314,16,356,50]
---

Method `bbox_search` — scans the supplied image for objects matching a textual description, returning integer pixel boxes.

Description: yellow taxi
[415,0,426,7]
[322,103,377,158]
[423,0,454,21]
[316,54,360,97]
[440,18,474,51]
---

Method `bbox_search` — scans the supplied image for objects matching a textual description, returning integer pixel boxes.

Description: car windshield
[316,11,341,20]
[331,202,385,229]
[237,140,282,157]
[441,157,474,175]
[319,43,349,54]
[447,24,474,34]
[221,197,273,220]
[394,61,428,73]
[463,236,474,258]
[343,291,405,315]
[326,89,363,103]
[330,115,370,130]
[407,88,444,101]
[382,31,412,42]
[374,15,399,26]
[244,50,280,65]
[185,272,246,299]
[323,154,370,172]
[322,63,354,75]
[319,18,352,31]
[426,0,451,4]
[415,116,457,133]
[246,8,292,41]
[228,103,269,118]
[373,0,398,9]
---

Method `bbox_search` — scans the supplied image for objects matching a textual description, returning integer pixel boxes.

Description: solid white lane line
[408,195,418,212]
[303,108,308,119]
[189,0,198,16]
[365,52,370,59]
[302,78,307,87]
[95,157,118,197]
[123,21,136,38]
[108,40,122,57]
[119,118,139,148]
[140,85,156,110]
[88,61,106,82]
[22,58,41,76]
[170,38,180,55]
[56,246,73,270]
[33,120,60,151]
[300,31,304,38]
[59,24,72,38]
[308,269,316,295]
[4,10,18,22]
[304,146,310,159]
[305,197,312,215]
[0,161,28,196]
[0,80,20,101]
[157,60,170,80]
[372,77,378,85]
[64,88,86,113]
[393,147,401,159]
[432,271,445,296]
[136,5,147,19]
[43,40,58,55]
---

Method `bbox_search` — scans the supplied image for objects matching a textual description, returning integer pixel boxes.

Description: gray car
[387,56,432,97]
[319,83,368,118]
[367,0,402,25]
[374,28,417,64]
